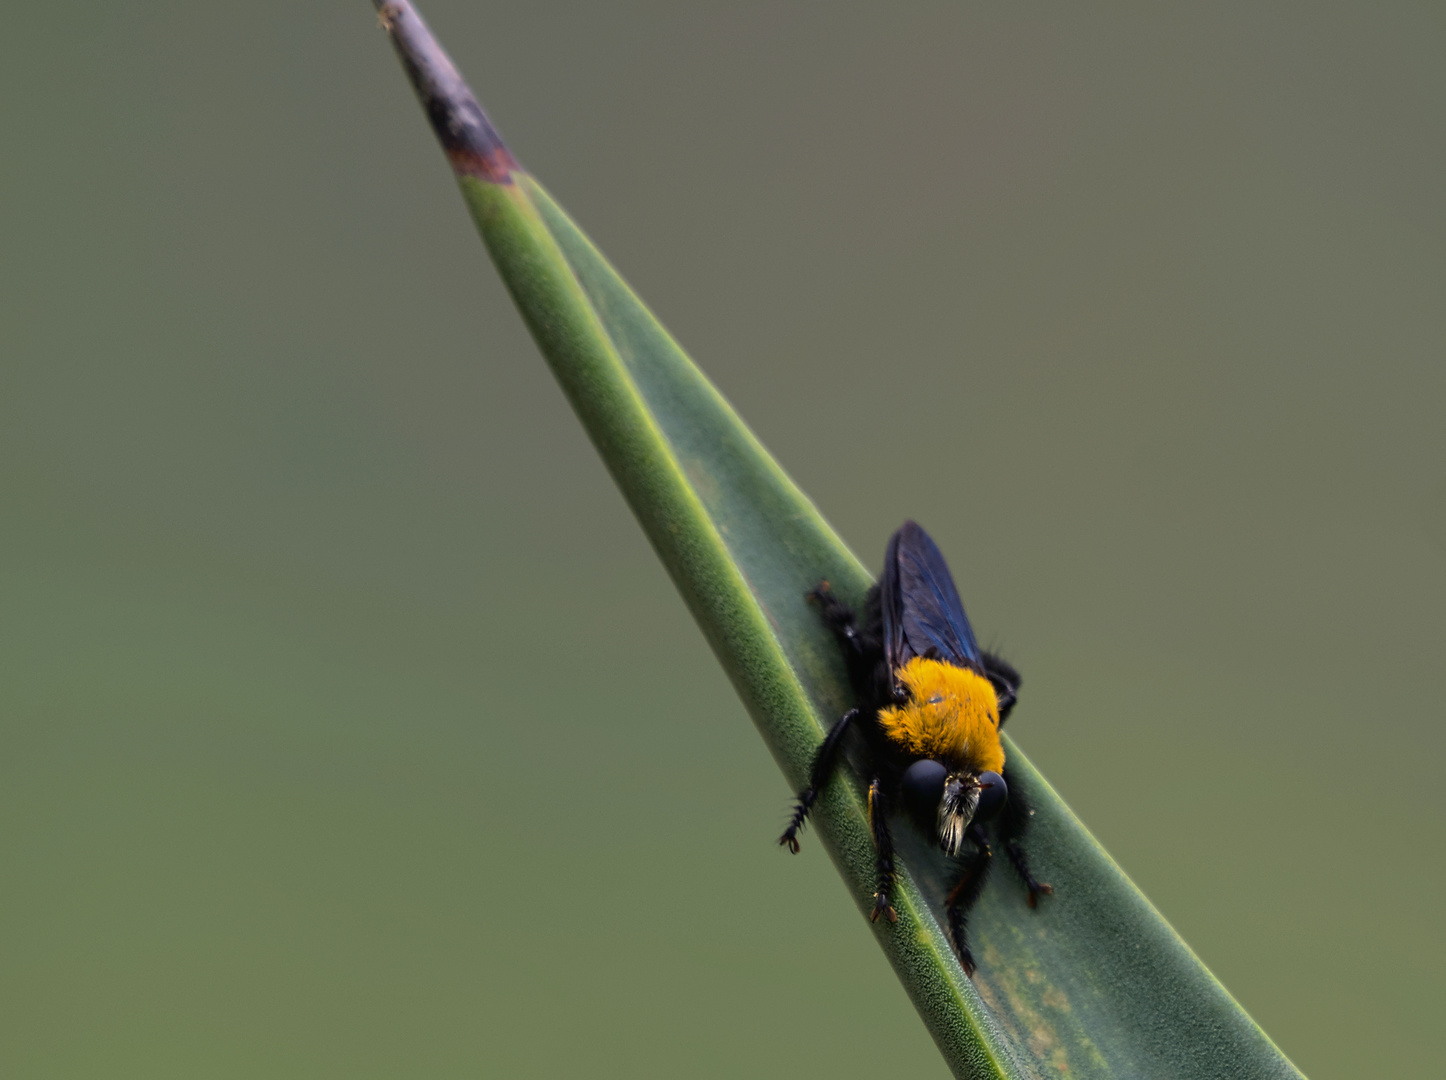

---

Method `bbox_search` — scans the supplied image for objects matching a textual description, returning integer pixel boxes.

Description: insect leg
[809,580,890,704]
[779,708,859,853]
[997,763,1052,907]
[945,824,994,978]
[867,776,898,924]
[808,580,869,658]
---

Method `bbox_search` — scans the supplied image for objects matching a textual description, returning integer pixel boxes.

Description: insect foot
[1027,881,1054,909]
[870,893,898,924]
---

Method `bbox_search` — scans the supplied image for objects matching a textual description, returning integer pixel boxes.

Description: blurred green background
[2,2,1442,1077]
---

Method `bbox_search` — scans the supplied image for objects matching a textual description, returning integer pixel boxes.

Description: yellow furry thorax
[877,656,1005,774]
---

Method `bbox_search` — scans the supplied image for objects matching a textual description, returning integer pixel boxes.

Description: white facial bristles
[937,776,980,856]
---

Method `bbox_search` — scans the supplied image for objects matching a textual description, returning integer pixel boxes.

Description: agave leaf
[374,5,1305,1078]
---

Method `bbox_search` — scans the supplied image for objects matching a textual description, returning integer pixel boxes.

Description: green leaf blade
[458,164,1014,1080]
[375,5,1306,1078]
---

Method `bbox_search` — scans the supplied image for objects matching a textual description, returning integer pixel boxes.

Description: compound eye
[901,759,948,822]
[976,771,1008,821]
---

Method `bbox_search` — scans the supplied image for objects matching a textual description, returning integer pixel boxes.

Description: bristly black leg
[808,580,890,707]
[808,580,867,658]
[945,824,994,977]
[779,707,859,853]
[998,763,1052,907]
[981,650,1022,725]
[867,776,897,924]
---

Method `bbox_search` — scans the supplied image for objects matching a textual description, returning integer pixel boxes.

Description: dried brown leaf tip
[376,0,518,184]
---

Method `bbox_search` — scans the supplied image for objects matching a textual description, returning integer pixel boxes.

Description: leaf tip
[376,1,519,184]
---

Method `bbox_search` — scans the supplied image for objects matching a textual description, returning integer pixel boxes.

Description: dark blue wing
[881,521,982,673]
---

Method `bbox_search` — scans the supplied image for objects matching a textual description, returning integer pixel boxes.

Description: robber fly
[780,520,1051,976]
